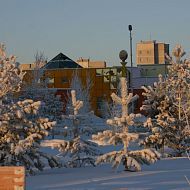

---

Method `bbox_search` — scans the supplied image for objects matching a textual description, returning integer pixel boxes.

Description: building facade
[76,58,106,68]
[22,53,122,116]
[22,46,170,116]
[136,40,169,65]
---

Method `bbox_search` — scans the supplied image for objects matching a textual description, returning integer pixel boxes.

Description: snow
[92,77,160,171]
[141,45,190,155]
[0,44,60,173]
[1,43,190,189]
[26,157,190,190]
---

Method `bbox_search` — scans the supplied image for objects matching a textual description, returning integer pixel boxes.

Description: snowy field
[27,157,190,190]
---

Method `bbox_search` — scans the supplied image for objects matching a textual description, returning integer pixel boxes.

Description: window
[139,50,142,54]
[103,68,117,83]
[96,69,103,76]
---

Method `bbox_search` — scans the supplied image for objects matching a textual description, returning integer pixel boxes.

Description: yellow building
[136,40,169,65]
[22,53,121,116]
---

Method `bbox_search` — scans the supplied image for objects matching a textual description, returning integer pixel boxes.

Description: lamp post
[128,25,134,112]
[128,25,133,68]
[128,25,133,90]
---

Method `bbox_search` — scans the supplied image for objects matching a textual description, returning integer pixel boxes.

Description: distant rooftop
[139,40,157,44]
[77,57,106,68]
[138,40,168,45]
[43,53,82,69]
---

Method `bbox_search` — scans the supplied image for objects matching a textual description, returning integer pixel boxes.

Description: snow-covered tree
[20,51,63,138]
[0,44,60,174]
[100,79,138,120]
[67,70,93,114]
[42,90,100,167]
[92,77,160,171]
[0,44,25,100]
[21,87,63,139]
[30,51,47,87]
[100,81,122,119]
[141,74,167,118]
[141,45,190,156]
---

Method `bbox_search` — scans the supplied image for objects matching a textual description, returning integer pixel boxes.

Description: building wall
[23,65,168,116]
[23,61,173,117]
[136,40,169,65]
[23,68,118,116]
[77,58,106,68]
[157,43,165,64]
[136,41,155,64]
[20,62,47,70]
[20,63,35,70]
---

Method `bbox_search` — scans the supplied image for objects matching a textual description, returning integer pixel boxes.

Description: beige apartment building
[20,62,46,70]
[136,40,169,65]
[21,58,106,70]
[77,57,106,68]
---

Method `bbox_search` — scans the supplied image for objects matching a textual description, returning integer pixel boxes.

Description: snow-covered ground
[27,157,190,190]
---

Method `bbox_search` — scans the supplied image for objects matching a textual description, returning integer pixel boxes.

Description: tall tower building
[136,40,169,65]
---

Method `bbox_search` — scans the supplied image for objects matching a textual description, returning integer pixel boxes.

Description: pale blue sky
[1,0,190,66]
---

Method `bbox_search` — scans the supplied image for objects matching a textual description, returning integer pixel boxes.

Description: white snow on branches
[0,44,59,174]
[141,45,190,156]
[93,77,160,171]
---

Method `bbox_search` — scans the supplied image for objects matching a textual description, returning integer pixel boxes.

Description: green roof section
[44,53,82,69]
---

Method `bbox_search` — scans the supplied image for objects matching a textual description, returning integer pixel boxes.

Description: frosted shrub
[42,90,100,167]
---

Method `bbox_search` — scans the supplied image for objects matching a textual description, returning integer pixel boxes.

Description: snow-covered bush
[42,137,100,167]
[141,45,190,156]
[92,77,160,171]
[0,44,60,174]
[42,90,101,167]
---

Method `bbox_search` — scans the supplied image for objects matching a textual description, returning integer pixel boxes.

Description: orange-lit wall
[23,67,146,116]
[23,68,116,116]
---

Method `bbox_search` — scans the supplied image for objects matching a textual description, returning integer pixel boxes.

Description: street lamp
[128,25,133,69]
[128,25,134,112]
[128,25,133,89]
